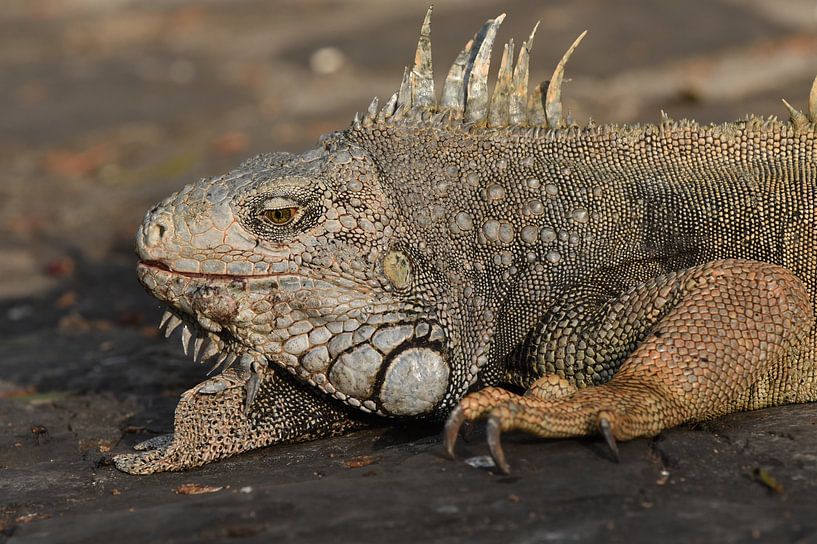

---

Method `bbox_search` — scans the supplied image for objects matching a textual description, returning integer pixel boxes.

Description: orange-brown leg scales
[447,260,814,471]
[524,374,578,401]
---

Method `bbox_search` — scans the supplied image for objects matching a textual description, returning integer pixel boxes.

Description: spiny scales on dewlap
[115,8,817,474]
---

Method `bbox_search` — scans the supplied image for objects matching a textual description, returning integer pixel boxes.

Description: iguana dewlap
[114,8,816,474]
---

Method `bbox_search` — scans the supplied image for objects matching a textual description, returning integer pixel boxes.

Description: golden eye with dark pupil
[262,207,298,225]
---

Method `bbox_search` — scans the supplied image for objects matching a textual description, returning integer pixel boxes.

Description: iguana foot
[443,377,579,462]
[446,260,813,474]
[114,363,368,474]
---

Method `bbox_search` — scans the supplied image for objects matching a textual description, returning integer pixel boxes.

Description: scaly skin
[114,8,817,474]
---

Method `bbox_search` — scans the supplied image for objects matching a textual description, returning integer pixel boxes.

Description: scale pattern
[114,8,817,474]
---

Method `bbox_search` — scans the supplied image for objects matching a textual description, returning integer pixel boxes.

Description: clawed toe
[443,391,628,473]
[443,406,465,459]
[444,407,511,473]
[486,416,510,474]
[597,411,620,463]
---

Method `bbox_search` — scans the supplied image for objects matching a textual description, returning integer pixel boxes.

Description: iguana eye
[261,207,299,226]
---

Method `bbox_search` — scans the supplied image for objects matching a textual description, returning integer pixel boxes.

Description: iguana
[114,8,817,474]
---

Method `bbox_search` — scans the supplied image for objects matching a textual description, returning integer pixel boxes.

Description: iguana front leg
[114,363,368,474]
[446,259,815,473]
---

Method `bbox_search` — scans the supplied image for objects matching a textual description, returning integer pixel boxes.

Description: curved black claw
[486,416,510,474]
[598,414,620,463]
[443,406,465,459]
[243,372,260,415]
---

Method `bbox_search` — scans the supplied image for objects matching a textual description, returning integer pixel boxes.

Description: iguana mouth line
[138,260,281,280]
[138,260,375,295]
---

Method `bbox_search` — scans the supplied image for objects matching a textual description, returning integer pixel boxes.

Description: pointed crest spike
[365,96,379,122]
[441,38,474,115]
[431,109,450,126]
[397,66,412,112]
[510,21,539,126]
[528,81,546,126]
[379,91,399,121]
[443,17,493,116]
[545,30,587,129]
[526,20,540,51]
[411,6,435,107]
[488,40,514,127]
[809,75,817,122]
[781,98,808,129]
[465,13,506,123]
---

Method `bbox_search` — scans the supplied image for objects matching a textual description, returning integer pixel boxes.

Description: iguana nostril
[145,222,167,247]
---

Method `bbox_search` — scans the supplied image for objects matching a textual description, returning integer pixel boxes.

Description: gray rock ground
[1,1,817,542]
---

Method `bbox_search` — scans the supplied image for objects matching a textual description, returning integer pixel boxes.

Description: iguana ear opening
[383,250,412,290]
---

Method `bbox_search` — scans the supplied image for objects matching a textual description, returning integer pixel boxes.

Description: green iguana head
[135,7,580,418]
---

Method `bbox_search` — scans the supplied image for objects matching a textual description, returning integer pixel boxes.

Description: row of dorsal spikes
[354,6,817,132]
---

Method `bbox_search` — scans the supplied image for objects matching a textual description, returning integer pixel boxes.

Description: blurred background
[2,0,817,540]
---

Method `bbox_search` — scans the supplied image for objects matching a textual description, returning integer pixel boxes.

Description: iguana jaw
[137,259,454,417]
